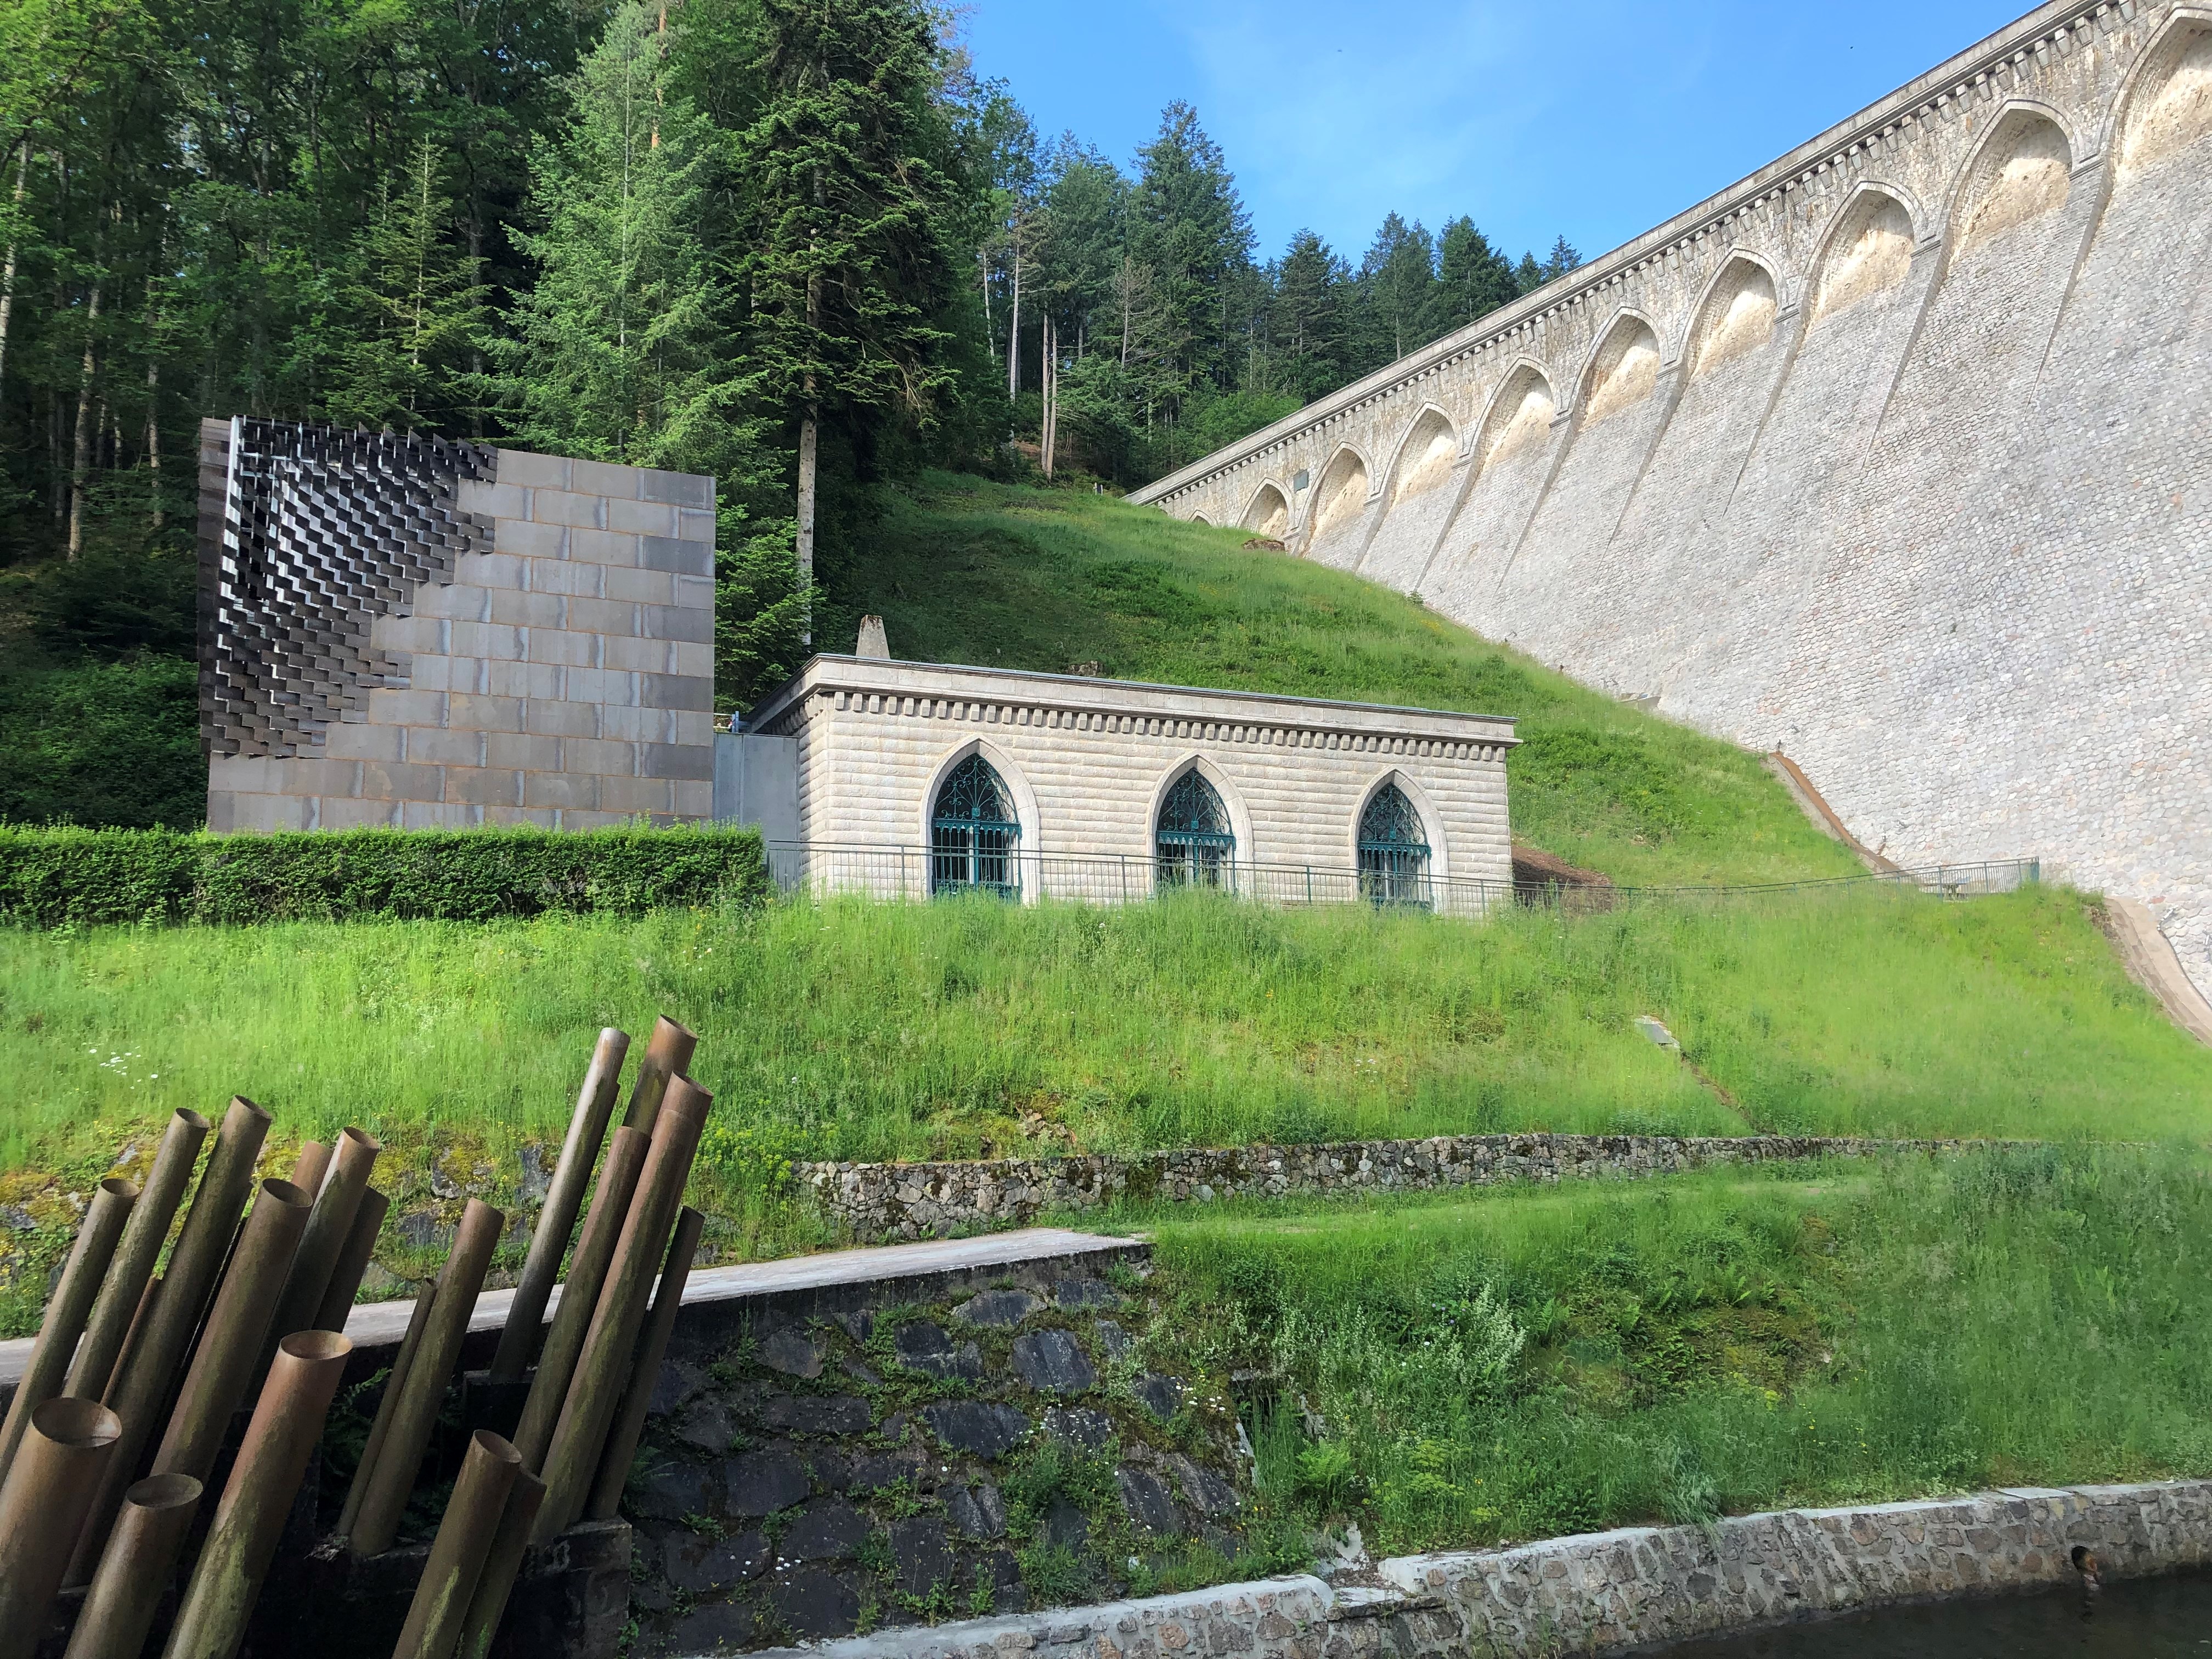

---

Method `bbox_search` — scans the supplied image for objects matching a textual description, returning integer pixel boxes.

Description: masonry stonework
[743,658,1516,906]
[799,1135,1977,1242]
[735,1480,2212,1659]
[1131,0,2212,998]
[200,420,717,832]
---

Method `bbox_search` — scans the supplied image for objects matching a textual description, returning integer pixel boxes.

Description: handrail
[756,842,2040,912]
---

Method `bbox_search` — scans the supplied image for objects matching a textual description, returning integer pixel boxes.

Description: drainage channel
[1645,1566,2212,1656]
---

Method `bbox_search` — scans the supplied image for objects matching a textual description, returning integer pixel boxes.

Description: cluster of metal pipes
[0,1015,710,1659]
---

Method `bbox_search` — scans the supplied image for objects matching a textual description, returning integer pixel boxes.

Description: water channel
[1648,1568,2212,1656]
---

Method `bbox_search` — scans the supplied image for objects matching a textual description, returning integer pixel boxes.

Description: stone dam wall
[799,1135,1969,1241]
[1129,0,2212,1001]
[730,1479,2212,1659]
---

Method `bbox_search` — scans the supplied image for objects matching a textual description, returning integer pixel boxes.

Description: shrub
[0,823,771,927]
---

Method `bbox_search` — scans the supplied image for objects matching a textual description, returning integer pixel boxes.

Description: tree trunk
[144,266,161,526]
[0,143,29,393]
[797,406,817,646]
[1006,240,1020,399]
[980,249,994,366]
[67,208,110,559]
[1041,315,1056,481]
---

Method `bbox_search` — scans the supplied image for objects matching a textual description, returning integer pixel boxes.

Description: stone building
[721,653,1517,913]
[1131,0,2212,997]
[198,417,716,832]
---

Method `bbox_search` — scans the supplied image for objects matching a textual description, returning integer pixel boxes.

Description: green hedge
[0,823,772,927]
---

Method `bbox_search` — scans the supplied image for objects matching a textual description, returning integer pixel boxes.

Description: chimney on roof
[856,615,890,659]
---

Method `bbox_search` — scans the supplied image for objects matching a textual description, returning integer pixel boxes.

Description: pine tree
[1271,229,1349,402]
[1436,216,1517,332]
[1542,234,1583,281]
[725,0,961,635]
[1356,212,1438,369]
[324,139,489,431]
[1128,101,1252,408]
[1514,251,1544,294]
[502,3,730,471]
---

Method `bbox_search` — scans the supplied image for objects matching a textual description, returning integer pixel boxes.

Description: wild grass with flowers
[1133,1145,2212,1555]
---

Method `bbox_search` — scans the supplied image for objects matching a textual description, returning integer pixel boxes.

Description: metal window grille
[1156,769,1236,890]
[1358,783,1432,907]
[931,754,1021,898]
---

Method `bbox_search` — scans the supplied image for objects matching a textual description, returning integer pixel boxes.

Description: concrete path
[0,1224,1132,1388]
[2100,896,2212,1047]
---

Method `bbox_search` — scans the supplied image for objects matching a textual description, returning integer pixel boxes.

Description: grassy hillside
[816,474,1862,888]
[4,879,2205,1188]
[2,470,2208,1335]
[1133,1144,2212,1554]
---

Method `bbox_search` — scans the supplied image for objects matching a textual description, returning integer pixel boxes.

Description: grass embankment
[3,883,2202,1192]
[1135,1146,2212,1555]
[2,472,2206,1338]
[819,474,1861,888]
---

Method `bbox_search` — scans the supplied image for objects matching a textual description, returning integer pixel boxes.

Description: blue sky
[957,0,2028,267]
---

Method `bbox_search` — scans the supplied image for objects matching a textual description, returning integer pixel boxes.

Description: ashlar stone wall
[1130,0,2212,999]
[202,422,718,832]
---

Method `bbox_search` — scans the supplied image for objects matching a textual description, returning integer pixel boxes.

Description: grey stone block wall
[203,428,717,832]
[1131,0,2212,1002]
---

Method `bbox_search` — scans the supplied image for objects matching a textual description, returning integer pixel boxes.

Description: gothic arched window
[1358,783,1431,907]
[932,754,1020,897]
[1156,769,1235,889]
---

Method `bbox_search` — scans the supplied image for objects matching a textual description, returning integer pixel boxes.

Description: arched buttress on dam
[1663,184,1929,735]
[1131,0,2212,1000]
[1298,445,1373,566]
[1770,105,2087,857]
[1418,363,1559,630]
[1241,481,1291,539]
[1357,406,1461,592]
[1484,311,1666,662]
[1577,255,1788,696]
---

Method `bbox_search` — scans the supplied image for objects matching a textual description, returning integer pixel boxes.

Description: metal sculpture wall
[197,417,497,759]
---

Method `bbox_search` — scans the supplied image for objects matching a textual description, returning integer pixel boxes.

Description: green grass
[818,475,1863,888]
[2,881,2203,1195]
[1134,1146,2212,1554]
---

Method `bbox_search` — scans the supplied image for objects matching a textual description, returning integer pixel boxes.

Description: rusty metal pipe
[391,1430,522,1659]
[618,1016,696,1137]
[105,1273,161,1403]
[535,1077,710,1541]
[509,1126,648,1468]
[489,1028,630,1384]
[0,1178,136,1486]
[313,1187,390,1335]
[287,1141,331,1195]
[454,1468,545,1659]
[152,1178,314,1486]
[0,1397,123,1659]
[586,1205,702,1522]
[336,1278,434,1539]
[69,1109,211,1403]
[67,1097,273,1588]
[265,1127,380,1368]
[61,1472,203,1659]
[159,1331,351,1659]
[347,1200,504,1559]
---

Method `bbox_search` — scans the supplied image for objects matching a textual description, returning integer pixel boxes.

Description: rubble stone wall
[800,1135,1976,1241]
[721,1479,2212,1659]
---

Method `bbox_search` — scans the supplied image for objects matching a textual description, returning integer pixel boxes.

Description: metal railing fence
[760,843,2040,916]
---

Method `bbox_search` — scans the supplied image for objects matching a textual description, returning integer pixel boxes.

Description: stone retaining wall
[800,1136,1973,1241]
[723,1480,2212,1659]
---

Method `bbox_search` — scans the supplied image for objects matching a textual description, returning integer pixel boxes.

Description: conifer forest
[0,0,1583,830]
